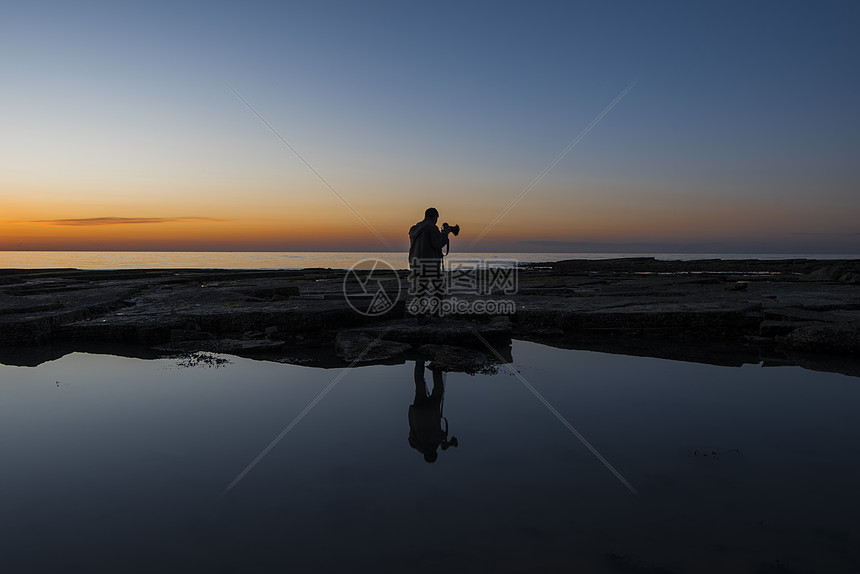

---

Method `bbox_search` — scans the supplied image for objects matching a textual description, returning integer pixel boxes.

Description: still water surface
[1,341,859,572]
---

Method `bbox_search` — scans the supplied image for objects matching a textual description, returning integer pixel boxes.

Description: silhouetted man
[408,360,458,463]
[408,207,452,315]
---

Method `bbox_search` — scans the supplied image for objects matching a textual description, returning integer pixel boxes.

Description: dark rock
[840,272,860,285]
[782,323,860,354]
[335,331,411,362]
[154,338,286,354]
[170,329,214,342]
[235,285,301,299]
[806,264,860,284]
[418,343,503,374]
[345,316,512,349]
[759,320,817,337]
[2,262,860,375]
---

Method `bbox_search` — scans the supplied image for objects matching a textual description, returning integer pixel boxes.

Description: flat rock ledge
[1,259,859,375]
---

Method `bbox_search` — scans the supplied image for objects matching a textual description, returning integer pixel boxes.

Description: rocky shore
[1,259,859,375]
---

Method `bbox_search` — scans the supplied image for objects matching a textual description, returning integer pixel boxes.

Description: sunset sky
[2,1,859,253]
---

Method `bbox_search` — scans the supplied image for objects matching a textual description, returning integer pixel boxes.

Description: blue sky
[2,1,859,252]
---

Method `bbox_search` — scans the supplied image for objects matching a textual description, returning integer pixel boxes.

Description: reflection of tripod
[440,406,459,451]
[409,361,458,462]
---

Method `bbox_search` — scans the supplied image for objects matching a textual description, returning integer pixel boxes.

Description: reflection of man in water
[408,360,458,463]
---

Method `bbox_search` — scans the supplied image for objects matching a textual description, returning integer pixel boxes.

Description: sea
[1,250,858,270]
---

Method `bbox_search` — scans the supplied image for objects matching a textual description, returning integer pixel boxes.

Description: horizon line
[3,248,860,255]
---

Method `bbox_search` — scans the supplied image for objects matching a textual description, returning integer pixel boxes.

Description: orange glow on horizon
[3,181,858,252]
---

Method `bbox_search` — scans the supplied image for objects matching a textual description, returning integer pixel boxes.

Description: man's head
[424,207,439,222]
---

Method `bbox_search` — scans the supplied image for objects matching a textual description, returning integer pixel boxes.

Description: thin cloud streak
[18,217,227,227]
[789,232,860,237]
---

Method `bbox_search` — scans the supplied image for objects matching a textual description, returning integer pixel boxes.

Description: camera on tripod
[442,222,460,236]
